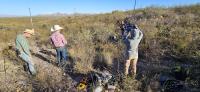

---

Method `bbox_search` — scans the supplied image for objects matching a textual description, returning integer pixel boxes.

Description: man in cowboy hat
[15,29,37,75]
[50,25,68,67]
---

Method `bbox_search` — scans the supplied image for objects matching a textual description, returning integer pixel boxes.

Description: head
[51,25,63,33]
[23,29,35,38]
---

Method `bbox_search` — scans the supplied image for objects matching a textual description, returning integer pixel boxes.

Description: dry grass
[0,59,32,92]
[122,77,142,92]
[0,4,200,91]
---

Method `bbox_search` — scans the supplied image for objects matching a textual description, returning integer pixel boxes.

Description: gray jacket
[124,28,143,52]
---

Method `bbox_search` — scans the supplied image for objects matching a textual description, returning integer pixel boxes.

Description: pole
[133,0,137,21]
[134,0,137,11]
[28,8,40,51]
[29,8,33,27]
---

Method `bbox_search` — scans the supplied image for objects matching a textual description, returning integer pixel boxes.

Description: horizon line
[0,3,199,18]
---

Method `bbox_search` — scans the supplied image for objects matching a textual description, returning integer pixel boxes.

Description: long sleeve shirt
[15,34,31,56]
[50,31,67,48]
[124,28,143,52]
[128,28,143,51]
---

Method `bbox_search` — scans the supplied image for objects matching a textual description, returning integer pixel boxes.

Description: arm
[49,37,54,46]
[17,40,31,56]
[138,29,143,40]
[22,42,31,56]
[15,39,21,51]
[61,34,67,45]
[135,25,143,40]
[17,35,31,56]
[49,37,55,49]
[134,28,140,40]
[124,31,130,39]
[15,38,21,55]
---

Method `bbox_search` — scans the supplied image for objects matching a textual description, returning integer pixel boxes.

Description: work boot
[57,62,62,67]
[61,62,66,68]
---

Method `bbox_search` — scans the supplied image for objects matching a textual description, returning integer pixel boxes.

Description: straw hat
[51,25,63,32]
[24,29,35,35]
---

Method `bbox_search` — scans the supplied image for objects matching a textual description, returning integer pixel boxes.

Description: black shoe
[31,73,37,77]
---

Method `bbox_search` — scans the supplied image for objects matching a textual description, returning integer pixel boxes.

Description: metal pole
[134,0,137,11]
[29,8,33,27]
[4,57,6,79]
[133,0,137,19]
[132,0,137,23]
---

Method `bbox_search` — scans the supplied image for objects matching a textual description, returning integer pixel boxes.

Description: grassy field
[0,4,200,91]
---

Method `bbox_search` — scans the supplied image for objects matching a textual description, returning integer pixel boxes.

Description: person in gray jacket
[123,23,143,76]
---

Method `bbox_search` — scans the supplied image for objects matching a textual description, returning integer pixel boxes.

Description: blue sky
[0,0,200,16]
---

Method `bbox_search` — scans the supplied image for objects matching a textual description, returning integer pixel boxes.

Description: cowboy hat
[24,29,35,35]
[51,25,63,32]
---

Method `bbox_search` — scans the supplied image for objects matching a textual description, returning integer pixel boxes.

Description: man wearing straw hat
[15,29,37,75]
[50,25,68,67]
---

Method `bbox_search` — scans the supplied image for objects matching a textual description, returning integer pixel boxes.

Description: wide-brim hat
[24,29,35,35]
[51,25,63,32]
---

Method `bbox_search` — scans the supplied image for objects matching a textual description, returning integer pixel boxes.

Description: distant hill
[0,14,20,18]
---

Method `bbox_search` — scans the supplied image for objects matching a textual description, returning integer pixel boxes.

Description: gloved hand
[16,49,21,56]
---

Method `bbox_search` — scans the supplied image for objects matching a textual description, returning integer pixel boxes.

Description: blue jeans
[19,52,36,75]
[56,47,67,65]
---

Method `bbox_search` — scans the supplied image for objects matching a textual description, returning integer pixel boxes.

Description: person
[15,29,37,75]
[122,22,143,76]
[50,25,68,67]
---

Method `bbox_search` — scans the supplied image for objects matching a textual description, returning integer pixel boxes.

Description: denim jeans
[56,47,67,65]
[19,52,36,75]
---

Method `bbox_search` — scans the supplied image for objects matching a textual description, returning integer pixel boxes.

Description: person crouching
[15,29,37,75]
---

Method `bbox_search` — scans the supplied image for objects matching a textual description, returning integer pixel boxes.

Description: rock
[94,86,103,92]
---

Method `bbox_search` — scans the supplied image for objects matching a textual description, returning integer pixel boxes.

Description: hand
[28,55,35,65]
[16,49,21,56]
[135,24,139,29]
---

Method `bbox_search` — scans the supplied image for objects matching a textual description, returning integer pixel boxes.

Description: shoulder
[50,34,53,38]
[59,33,65,37]
[17,34,22,37]
[16,34,23,39]
[50,33,56,38]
